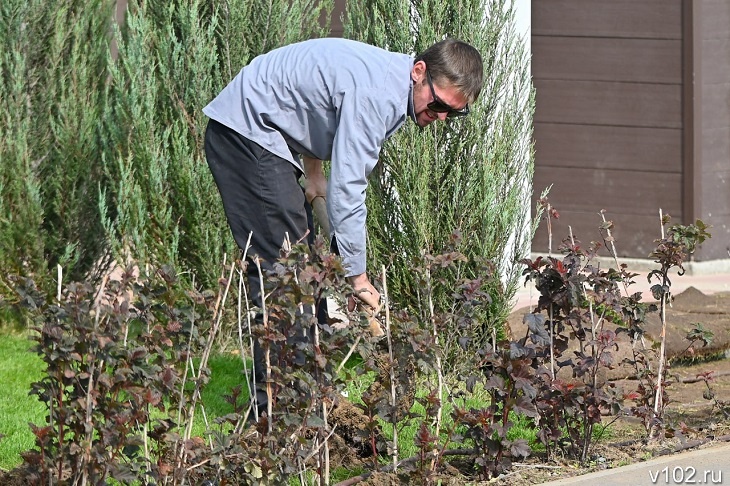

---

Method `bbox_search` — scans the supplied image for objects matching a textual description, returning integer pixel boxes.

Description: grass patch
[0,331,45,470]
[191,352,250,438]
[341,372,536,460]
[0,334,561,481]
[0,328,248,471]
[378,385,537,460]
[200,353,250,416]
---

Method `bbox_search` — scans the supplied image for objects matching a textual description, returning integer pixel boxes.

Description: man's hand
[302,156,327,204]
[348,273,384,337]
[348,273,381,310]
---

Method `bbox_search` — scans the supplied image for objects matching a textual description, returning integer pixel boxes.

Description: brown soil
[3,288,728,485]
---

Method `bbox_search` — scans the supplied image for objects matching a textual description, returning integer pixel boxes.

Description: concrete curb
[539,442,730,485]
[513,256,730,312]
[528,254,730,276]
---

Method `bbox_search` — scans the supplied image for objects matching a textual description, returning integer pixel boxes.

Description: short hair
[415,38,484,104]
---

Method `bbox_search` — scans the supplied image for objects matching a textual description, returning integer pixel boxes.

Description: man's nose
[437,112,448,121]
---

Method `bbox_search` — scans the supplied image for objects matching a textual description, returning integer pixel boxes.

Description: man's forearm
[303,156,324,183]
[302,156,327,203]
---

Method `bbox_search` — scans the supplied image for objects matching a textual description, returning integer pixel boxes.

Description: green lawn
[0,331,249,471]
[0,330,541,480]
[0,332,45,470]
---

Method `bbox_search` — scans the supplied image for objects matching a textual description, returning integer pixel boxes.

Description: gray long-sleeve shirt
[203,38,414,276]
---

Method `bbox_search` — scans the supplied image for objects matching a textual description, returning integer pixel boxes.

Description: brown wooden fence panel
[702,170,730,204]
[702,38,730,84]
[534,124,682,173]
[531,0,687,258]
[534,80,682,128]
[533,167,682,217]
[532,0,682,39]
[703,84,730,130]
[530,209,674,258]
[533,37,681,83]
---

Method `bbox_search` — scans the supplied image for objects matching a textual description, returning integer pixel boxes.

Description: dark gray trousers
[204,119,324,414]
[204,118,310,289]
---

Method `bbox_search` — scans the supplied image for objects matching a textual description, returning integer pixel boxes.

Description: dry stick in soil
[80,273,110,486]
[177,259,224,446]
[600,209,651,387]
[181,257,237,470]
[381,264,398,472]
[235,278,258,430]
[424,258,444,473]
[233,232,258,428]
[176,263,219,465]
[653,209,669,439]
[569,225,601,462]
[544,200,554,259]
[545,203,556,379]
[190,274,215,450]
[291,261,331,485]
[255,256,274,435]
[600,210,631,298]
[178,260,227,461]
[320,310,331,485]
[54,265,63,486]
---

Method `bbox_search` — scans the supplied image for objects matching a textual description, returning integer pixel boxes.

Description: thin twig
[211,253,228,319]
[183,259,237,451]
[547,201,553,257]
[255,256,273,434]
[336,334,362,374]
[303,423,339,463]
[175,268,208,468]
[382,265,398,471]
[549,303,556,380]
[570,225,608,462]
[599,210,631,298]
[653,209,668,438]
[234,264,256,432]
[546,219,555,379]
[425,260,444,466]
[81,273,109,486]
[80,359,103,486]
[295,254,330,486]
[675,371,730,384]
[234,232,255,428]
[512,463,563,469]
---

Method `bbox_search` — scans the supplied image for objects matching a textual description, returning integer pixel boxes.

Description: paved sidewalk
[540,442,730,485]
[512,257,730,312]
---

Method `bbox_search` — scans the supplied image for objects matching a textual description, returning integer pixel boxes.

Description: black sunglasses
[425,70,470,118]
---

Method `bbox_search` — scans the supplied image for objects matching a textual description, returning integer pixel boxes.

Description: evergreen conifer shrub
[343,0,535,365]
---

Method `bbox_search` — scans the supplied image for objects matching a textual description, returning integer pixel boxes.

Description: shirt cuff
[341,252,366,277]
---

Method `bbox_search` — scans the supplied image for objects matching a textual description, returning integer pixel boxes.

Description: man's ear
[411,60,427,83]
